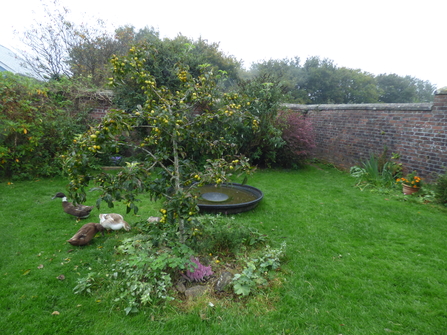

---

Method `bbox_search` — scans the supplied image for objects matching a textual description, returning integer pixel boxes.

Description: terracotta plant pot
[402,184,420,195]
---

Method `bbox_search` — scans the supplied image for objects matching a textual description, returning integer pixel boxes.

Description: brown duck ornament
[67,222,105,246]
[99,213,131,231]
[52,192,94,221]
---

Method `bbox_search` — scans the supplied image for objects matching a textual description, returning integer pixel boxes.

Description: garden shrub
[275,110,316,168]
[434,170,447,205]
[350,149,402,189]
[233,75,287,167]
[0,73,91,179]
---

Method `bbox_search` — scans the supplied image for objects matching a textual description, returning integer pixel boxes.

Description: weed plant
[434,169,447,205]
[1,167,447,334]
[185,214,269,255]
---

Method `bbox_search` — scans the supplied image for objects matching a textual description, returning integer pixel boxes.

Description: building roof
[0,44,35,77]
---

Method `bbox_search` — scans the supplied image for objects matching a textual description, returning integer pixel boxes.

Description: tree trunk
[172,127,185,243]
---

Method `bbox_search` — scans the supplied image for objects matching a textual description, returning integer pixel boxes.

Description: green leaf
[233,283,251,296]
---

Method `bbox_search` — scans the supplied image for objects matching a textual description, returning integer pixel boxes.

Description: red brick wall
[285,90,447,182]
[89,107,109,120]
[82,90,113,120]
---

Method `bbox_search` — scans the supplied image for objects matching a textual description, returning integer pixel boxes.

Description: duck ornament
[99,213,131,231]
[52,192,94,221]
[67,223,105,246]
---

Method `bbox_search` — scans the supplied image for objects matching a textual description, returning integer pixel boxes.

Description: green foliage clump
[74,234,193,314]
[233,75,286,166]
[0,73,90,179]
[112,36,241,111]
[185,215,269,255]
[350,149,402,190]
[434,170,447,205]
[233,242,286,296]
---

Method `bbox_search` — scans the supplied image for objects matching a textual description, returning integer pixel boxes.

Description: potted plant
[396,171,422,195]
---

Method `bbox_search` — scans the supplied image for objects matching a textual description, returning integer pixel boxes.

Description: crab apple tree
[63,44,259,243]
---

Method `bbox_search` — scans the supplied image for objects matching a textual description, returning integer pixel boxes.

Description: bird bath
[197,183,263,214]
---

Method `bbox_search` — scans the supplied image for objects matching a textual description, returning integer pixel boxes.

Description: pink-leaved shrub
[275,110,316,168]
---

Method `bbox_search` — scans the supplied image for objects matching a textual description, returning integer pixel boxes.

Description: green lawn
[1,165,446,334]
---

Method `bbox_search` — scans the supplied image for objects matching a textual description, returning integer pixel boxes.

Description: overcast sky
[2,0,446,88]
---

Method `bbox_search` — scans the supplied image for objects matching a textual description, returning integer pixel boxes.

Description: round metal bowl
[197,183,263,214]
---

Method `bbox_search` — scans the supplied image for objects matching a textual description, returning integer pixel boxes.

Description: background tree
[376,74,417,103]
[112,35,242,111]
[247,56,378,104]
[248,57,306,103]
[247,56,436,104]
[335,67,380,103]
[68,21,120,86]
[69,25,162,86]
[17,0,74,80]
[17,1,163,86]
[18,0,121,84]
[18,0,437,103]
[298,56,344,104]
[412,77,437,102]
[376,74,436,103]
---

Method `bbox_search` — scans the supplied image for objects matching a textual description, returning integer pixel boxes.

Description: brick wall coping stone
[283,103,433,111]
